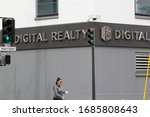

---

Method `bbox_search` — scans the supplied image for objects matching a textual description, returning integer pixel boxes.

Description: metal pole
[92,45,95,100]
[143,53,150,100]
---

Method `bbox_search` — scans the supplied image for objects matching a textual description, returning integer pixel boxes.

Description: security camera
[88,15,101,22]
[92,17,97,21]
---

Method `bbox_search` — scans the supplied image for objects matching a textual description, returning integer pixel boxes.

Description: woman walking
[53,77,68,100]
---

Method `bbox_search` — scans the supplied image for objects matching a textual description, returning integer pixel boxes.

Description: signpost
[0,17,16,66]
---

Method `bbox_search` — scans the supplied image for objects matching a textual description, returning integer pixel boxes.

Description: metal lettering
[134,31,140,40]
[146,32,150,41]
[124,31,131,40]
[36,33,43,42]
[32,33,37,42]
[15,35,20,44]
[82,29,87,39]
[42,33,48,42]
[57,31,63,41]
[131,31,134,40]
[115,30,121,39]
[23,34,29,43]
[70,30,76,40]
[51,32,58,41]
[64,31,70,40]
[29,34,32,43]
[75,30,81,39]
[122,30,124,39]
[139,32,145,40]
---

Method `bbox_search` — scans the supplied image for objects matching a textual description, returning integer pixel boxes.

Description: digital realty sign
[13,22,150,50]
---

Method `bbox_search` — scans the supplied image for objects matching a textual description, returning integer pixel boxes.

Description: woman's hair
[56,77,62,85]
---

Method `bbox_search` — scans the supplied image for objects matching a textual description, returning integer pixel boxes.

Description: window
[37,0,58,17]
[135,0,150,17]
[135,52,150,77]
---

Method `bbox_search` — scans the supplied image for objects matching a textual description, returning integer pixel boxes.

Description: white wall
[0,47,92,100]
[1,0,150,29]
[94,0,150,26]
[0,0,95,28]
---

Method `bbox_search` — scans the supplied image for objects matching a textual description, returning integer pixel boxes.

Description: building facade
[0,0,150,100]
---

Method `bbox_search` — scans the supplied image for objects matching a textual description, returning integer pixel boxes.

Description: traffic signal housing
[0,54,11,66]
[87,28,95,45]
[5,55,11,64]
[2,18,15,43]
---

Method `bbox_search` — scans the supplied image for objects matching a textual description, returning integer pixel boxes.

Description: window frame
[135,0,150,19]
[35,0,58,20]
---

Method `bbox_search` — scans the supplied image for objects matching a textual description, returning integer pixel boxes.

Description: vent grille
[136,52,150,77]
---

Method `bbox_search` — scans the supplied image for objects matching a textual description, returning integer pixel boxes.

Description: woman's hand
[62,96,65,100]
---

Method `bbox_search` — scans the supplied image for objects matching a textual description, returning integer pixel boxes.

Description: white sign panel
[0,47,16,51]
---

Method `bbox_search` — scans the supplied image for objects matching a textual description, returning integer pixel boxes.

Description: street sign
[0,46,16,51]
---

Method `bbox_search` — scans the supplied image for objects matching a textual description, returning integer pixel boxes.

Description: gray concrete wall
[95,47,150,100]
[1,46,150,100]
[0,47,92,100]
